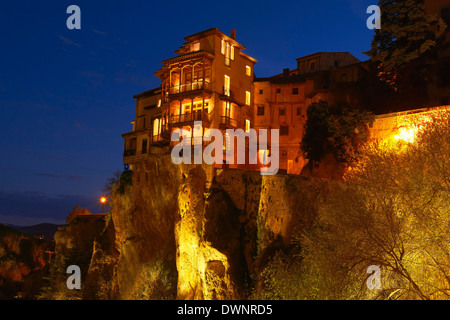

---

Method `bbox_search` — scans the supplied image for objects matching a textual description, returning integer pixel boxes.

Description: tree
[103,170,121,195]
[66,205,91,224]
[103,169,133,196]
[365,0,446,88]
[301,101,374,165]
[300,111,450,300]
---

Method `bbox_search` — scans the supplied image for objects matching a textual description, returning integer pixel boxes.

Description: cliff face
[107,149,318,300]
[45,213,117,300]
[0,225,53,299]
[48,149,319,300]
[111,153,180,299]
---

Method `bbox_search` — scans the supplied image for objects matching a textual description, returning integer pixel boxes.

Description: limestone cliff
[106,148,319,300]
[48,148,321,300]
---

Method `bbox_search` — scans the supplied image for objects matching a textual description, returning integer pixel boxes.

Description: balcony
[123,149,136,157]
[219,116,238,129]
[169,81,211,96]
[169,110,210,125]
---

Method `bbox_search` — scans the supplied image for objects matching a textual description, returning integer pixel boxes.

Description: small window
[292,88,299,95]
[221,39,226,55]
[280,125,289,136]
[157,99,162,107]
[246,91,251,105]
[224,75,230,96]
[310,61,316,71]
[245,120,251,132]
[297,108,301,116]
[142,139,148,154]
[259,89,263,94]
[279,108,286,116]
[257,105,265,116]
[191,41,200,51]
[276,88,281,94]
[246,65,252,76]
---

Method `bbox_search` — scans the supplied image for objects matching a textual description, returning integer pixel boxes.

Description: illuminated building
[253,53,363,174]
[122,14,450,176]
[123,28,257,171]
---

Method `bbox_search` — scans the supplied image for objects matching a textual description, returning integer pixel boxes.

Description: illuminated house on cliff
[122,0,450,176]
[122,28,257,171]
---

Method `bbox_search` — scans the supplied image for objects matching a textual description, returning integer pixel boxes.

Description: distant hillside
[6,223,62,241]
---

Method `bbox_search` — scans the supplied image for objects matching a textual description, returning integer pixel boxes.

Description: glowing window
[221,39,226,55]
[222,40,234,65]
[192,41,200,51]
[246,91,251,105]
[259,149,269,165]
[246,65,252,76]
[245,119,251,132]
[224,75,230,96]
[153,118,160,136]
[157,99,161,107]
[224,132,231,151]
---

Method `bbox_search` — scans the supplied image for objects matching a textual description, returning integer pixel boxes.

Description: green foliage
[115,170,133,195]
[301,111,450,300]
[38,254,82,300]
[131,260,177,300]
[252,251,302,300]
[301,101,374,164]
[256,111,450,300]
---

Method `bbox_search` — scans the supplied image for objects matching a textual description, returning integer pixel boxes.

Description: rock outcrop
[0,225,53,299]
[46,148,320,300]
[106,148,317,300]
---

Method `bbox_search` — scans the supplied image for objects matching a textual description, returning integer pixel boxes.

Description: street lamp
[100,196,107,214]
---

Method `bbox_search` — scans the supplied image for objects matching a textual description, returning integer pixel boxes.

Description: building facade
[123,6,450,176]
[253,52,363,174]
[123,28,257,170]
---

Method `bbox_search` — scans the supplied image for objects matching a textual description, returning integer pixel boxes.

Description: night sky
[0,0,376,226]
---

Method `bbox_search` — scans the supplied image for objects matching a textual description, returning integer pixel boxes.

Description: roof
[161,50,215,66]
[254,73,312,85]
[295,52,358,61]
[184,28,246,50]
[133,87,162,99]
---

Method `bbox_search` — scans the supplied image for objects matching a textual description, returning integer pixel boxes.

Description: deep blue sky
[0,0,376,226]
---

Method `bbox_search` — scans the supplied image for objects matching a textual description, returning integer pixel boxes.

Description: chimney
[283,68,290,77]
[230,29,236,40]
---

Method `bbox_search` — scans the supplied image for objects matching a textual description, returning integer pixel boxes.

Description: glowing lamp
[394,127,417,143]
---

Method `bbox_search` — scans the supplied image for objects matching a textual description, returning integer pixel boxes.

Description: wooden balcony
[123,149,136,157]
[219,116,238,129]
[169,110,210,126]
[168,81,211,99]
